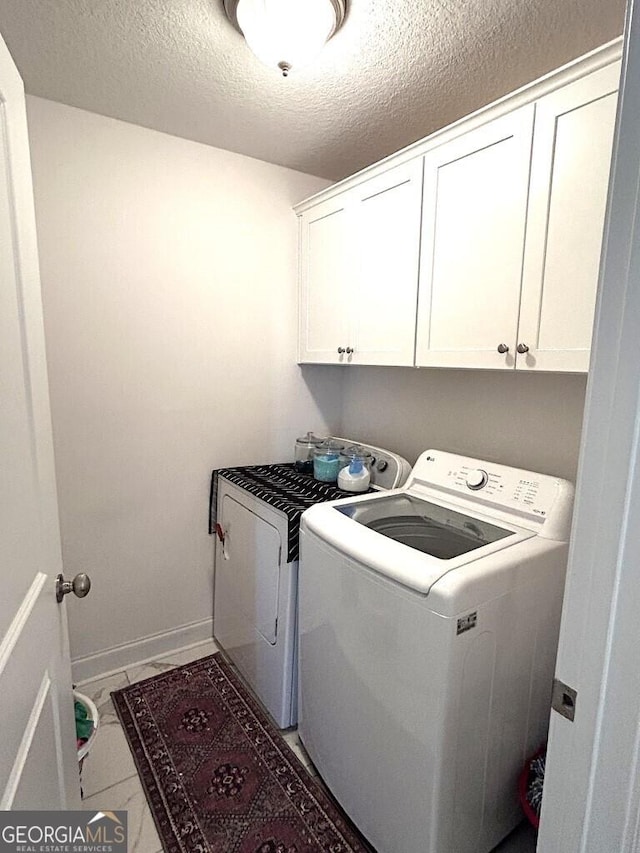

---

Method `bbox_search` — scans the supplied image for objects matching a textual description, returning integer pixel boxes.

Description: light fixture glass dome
[232,0,344,76]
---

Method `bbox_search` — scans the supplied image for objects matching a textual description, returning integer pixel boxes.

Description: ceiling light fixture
[223,0,346,77]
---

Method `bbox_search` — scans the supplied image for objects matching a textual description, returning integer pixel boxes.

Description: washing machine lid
[336,493,512,560]
[302,491,537,594]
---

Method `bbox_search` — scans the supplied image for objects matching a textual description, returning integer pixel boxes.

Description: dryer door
[215,493,281,648]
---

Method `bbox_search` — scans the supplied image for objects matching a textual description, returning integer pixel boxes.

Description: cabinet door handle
[517,343,530,354]
[346,347,354,354]
[497,343,509,354]
[337,346,345,354]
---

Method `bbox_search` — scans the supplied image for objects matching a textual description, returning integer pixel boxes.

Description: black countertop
[209,463,371,563]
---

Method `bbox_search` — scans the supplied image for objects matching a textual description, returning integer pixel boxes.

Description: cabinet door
[349,160,423,366]
[416,106,535,369]
[517,62,620,372]
[298,194,352,364]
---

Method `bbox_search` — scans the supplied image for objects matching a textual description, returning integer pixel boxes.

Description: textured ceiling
[0,0,627,180]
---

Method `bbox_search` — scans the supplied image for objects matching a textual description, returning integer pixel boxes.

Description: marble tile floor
[78,638,220,853]
[77,639,537,853]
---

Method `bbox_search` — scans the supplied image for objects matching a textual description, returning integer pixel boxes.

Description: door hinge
[551,677,577,722]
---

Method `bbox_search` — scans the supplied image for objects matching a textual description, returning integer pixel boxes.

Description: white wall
[341,367,587,482]
[26,97,338,679]
[25,96,588,682]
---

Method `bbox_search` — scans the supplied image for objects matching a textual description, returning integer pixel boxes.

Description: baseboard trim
[71,617,214,684]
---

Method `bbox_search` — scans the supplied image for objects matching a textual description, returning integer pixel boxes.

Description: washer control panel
[411,449,566,521]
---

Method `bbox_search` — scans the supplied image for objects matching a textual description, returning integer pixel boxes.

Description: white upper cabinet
[298,160,423,365]
[298,194,352,364]
[349,159,423,365]
[295,42,621,372]
[415,106,535,369]
[517,62,621,372]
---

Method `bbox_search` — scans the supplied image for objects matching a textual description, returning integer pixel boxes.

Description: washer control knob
[377,459,388,472]
[466,469,488,490]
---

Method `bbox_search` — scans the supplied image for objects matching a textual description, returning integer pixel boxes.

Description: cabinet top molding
[294,37,623,216]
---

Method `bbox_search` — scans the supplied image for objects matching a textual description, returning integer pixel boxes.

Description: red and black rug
[111,652,370,853]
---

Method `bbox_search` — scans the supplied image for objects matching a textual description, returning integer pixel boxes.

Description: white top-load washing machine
[212,438,410,728]
[298,449,574,853]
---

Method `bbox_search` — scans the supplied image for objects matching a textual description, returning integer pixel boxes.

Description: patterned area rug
[112,652,369,853]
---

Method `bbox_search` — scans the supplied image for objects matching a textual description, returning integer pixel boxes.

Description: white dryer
[298,449,574,853]
[211,438,410,728]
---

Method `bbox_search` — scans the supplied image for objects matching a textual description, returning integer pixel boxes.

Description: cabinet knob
[337,346,345,354]
[346,347,354,354]
[517,343,530,354]
[497,343,509,354]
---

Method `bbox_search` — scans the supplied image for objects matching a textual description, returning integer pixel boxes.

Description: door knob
[337,346,345,354]
[56,572,92,603]
[345,347,354,354]
[517,343,530,354]
[497,343,509,354]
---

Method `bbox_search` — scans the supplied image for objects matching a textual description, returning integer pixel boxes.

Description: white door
[0,33,80,809]
[537,0,640,849]
[517,61,620,373]
[297,194,352,364]
[415,106,534,369]
[350,159,423,366]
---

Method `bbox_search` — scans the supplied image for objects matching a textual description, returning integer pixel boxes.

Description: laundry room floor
[77,640,537,853]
